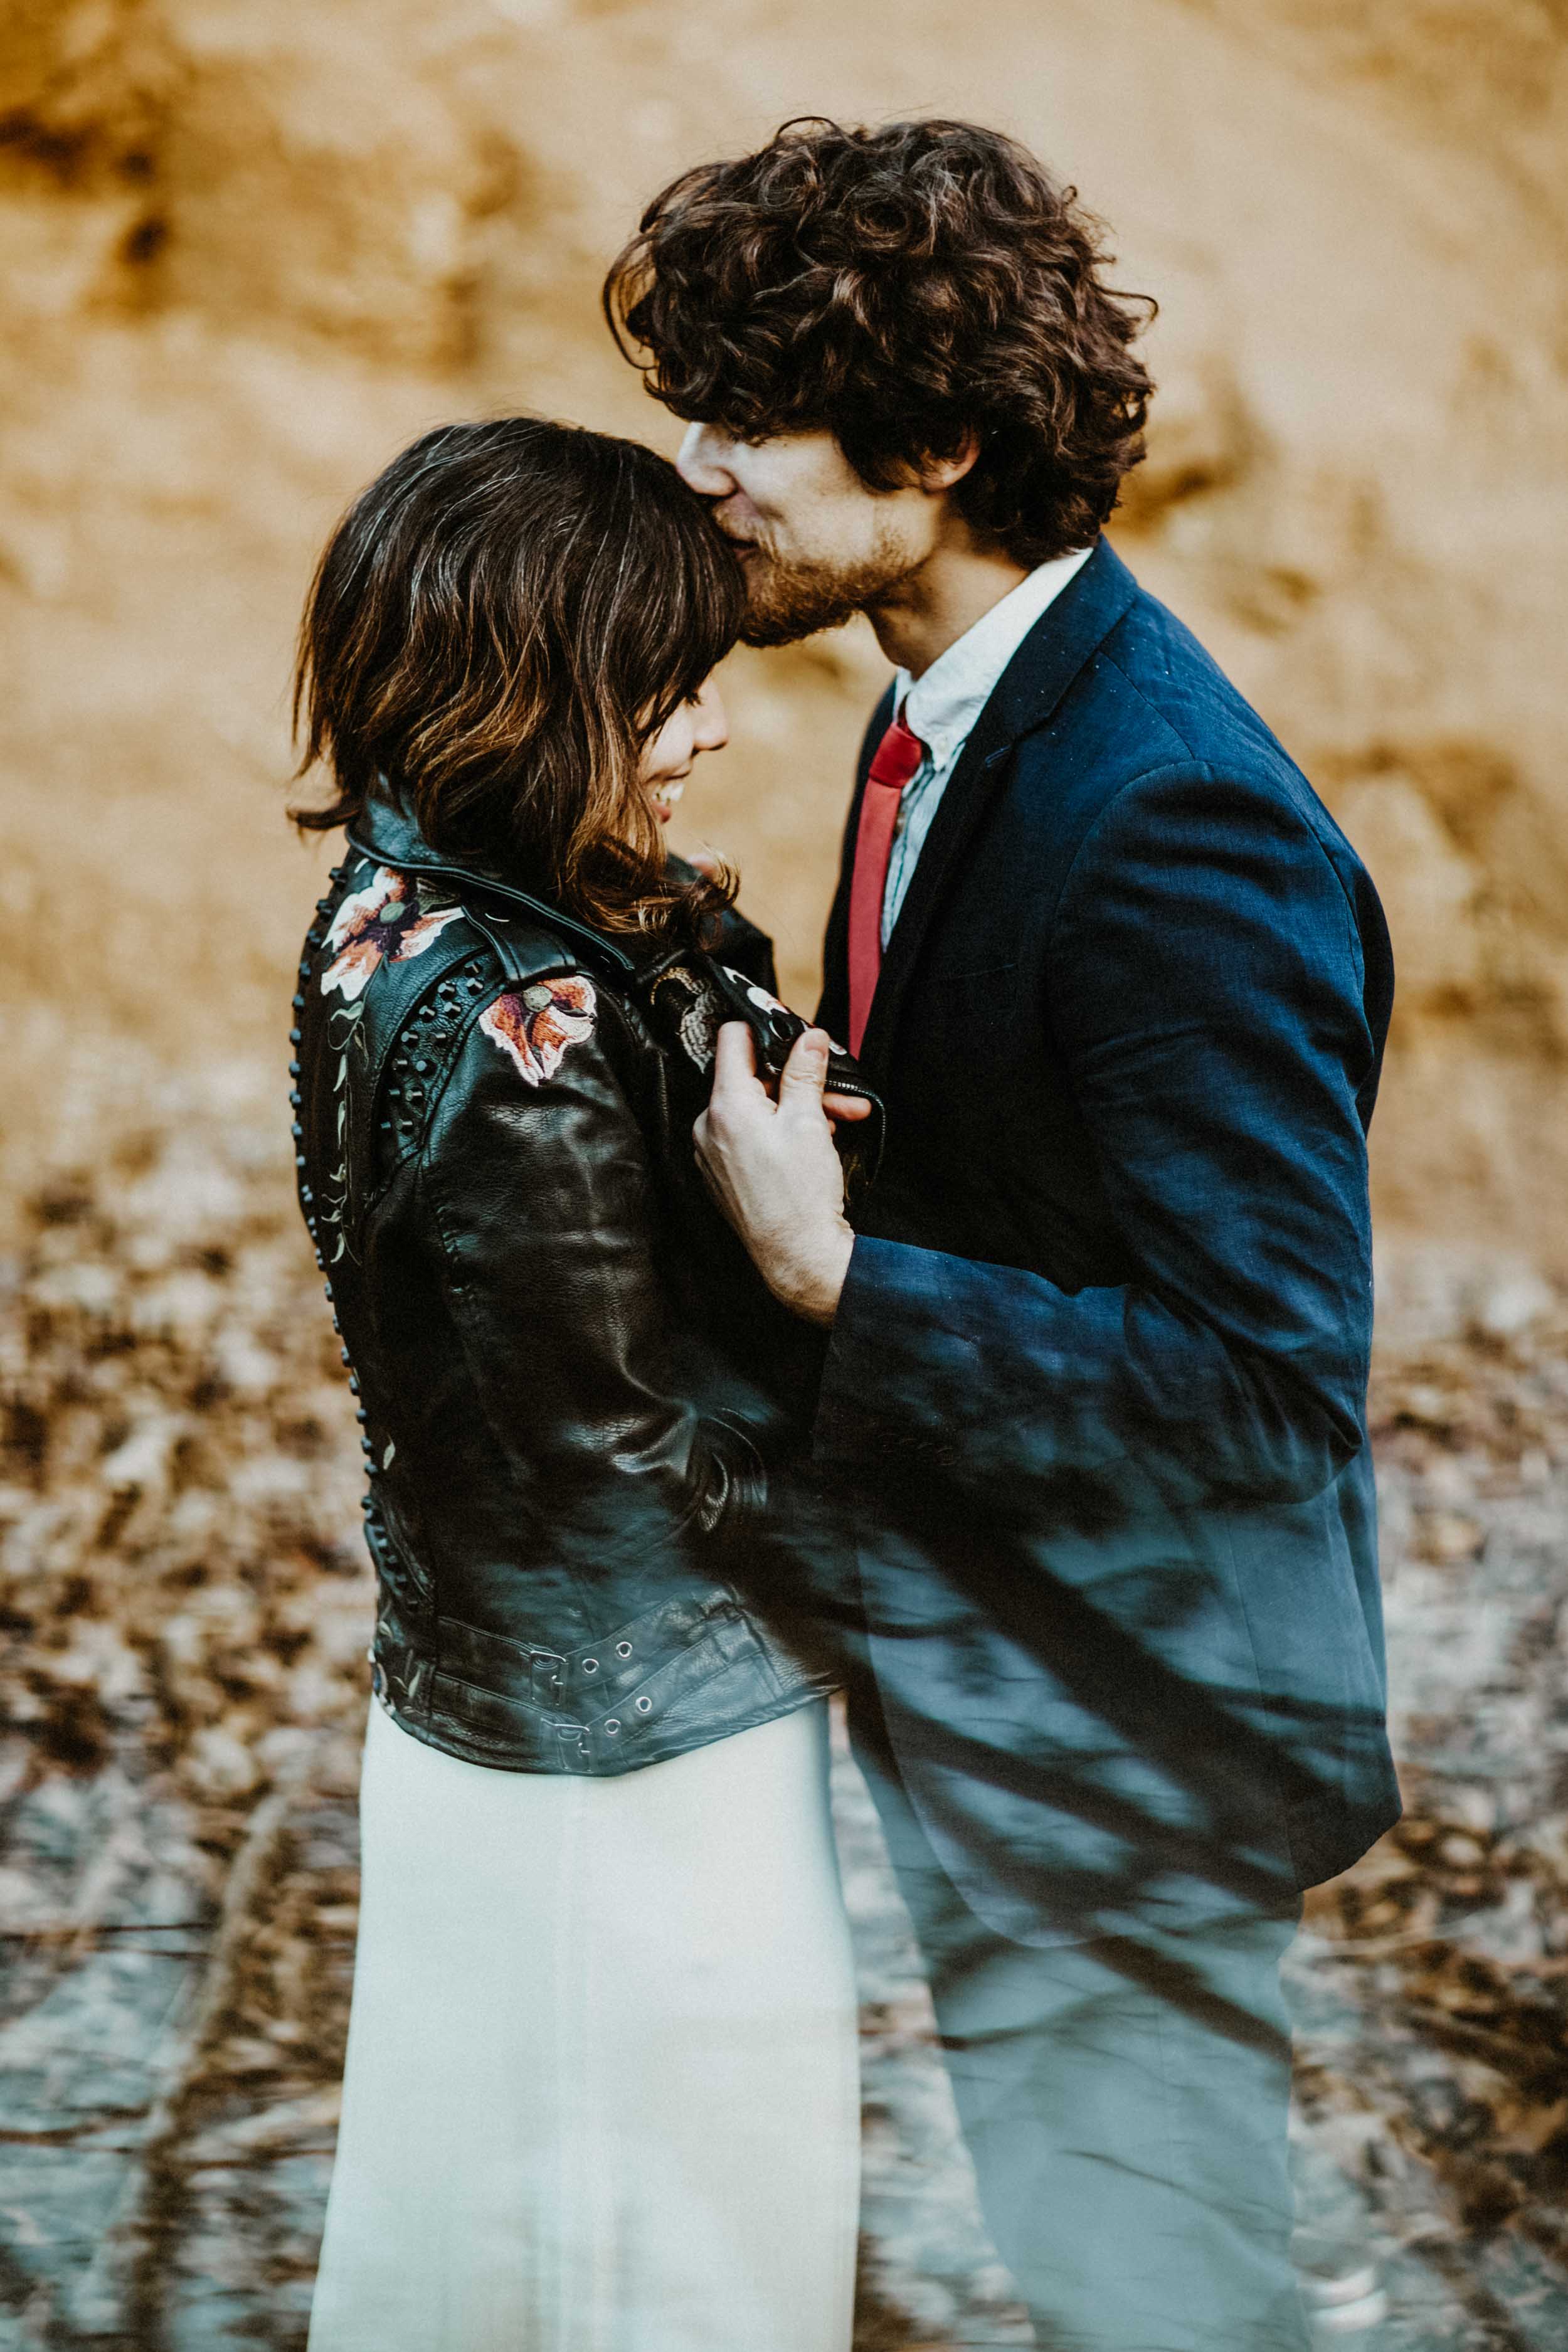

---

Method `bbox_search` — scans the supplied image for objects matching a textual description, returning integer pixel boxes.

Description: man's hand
[694,1023,857,1326]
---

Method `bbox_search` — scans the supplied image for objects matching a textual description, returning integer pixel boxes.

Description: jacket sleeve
[422,973,765,1579]
[816,761,1384,1509]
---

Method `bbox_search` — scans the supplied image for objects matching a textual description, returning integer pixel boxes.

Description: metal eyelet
[582,1658,598,1673]
[605,1719,621,1735]
[635,1695,652,1714]
[615,1641,632,1658]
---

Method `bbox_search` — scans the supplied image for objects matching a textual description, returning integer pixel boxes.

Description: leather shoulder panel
[312,851,607,1254]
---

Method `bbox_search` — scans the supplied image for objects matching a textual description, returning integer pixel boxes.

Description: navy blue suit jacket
[814,540,1401,1939]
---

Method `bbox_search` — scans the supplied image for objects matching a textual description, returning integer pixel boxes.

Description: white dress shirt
[881,544,1095,946]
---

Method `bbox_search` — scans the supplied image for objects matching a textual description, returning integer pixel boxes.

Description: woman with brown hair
[288,416,872,2352]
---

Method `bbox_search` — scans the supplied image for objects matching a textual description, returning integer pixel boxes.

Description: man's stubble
[734,529,921,650]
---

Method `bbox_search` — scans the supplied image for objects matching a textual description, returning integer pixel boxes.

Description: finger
[776,1027,832,1121]
[692,1128,735,1222]
[822,1093,873,1122]
[709,1020,766,1106]
[686,845,725,880]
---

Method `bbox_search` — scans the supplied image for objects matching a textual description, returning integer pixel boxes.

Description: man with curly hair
[607,118,1397,2350]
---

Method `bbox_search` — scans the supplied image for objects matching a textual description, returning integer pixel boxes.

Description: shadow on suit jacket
[810,538,1401,1949]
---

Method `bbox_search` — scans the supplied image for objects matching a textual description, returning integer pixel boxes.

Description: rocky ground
[5,1115,1568,2349]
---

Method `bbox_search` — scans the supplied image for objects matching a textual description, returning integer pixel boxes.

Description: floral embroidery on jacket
[480,976,598,1085]
[321,866,464,1001]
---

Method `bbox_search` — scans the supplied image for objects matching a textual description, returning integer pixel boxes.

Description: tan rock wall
[3,0,1565,1315]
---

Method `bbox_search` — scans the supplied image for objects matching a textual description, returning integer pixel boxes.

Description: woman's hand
[694,1024,858,1325]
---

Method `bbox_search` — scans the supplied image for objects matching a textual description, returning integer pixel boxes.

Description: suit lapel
[855,540,1141,1077]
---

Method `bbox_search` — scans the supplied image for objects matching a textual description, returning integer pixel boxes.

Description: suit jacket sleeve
[816,760,1383,1508]
[423,978,765,1579]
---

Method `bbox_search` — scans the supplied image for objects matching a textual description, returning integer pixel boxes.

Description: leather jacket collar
[347,783,639,977]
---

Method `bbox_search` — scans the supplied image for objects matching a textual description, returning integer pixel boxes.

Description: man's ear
[916,431,982,494]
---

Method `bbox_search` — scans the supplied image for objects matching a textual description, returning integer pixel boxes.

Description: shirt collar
[894,544,1096,771]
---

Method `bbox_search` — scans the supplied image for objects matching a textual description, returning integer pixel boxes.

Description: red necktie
[846,714,925,1055]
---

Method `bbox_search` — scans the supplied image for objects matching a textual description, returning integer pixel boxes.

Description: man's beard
[735,536,919,649]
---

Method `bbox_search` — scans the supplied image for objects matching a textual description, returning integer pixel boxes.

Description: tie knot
[867,714,926,792]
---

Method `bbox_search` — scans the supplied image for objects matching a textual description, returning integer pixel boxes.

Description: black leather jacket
[291,787,879,1774]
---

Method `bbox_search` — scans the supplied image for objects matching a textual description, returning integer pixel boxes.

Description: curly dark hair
[604,117,1155,568]
[292,416,741,943]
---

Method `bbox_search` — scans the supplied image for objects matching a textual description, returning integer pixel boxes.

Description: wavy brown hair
[605,117,1155,567]
[292,416,743,940]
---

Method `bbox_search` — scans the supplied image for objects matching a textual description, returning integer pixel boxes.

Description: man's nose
[677,423,738,497]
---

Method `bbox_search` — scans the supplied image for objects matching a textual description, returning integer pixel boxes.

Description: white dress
[307,1696,861,2352]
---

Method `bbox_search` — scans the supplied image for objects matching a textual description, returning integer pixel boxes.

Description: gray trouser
[857,1738,1311,2352]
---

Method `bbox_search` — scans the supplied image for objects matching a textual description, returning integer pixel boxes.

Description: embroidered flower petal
[320,867,464,1000]
[392,904,464,962]
[479,993,545,1084]
[321,933,386,1002]
[526,973,601,1082]
[480,976,598,1086]
[327,867,405,956]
